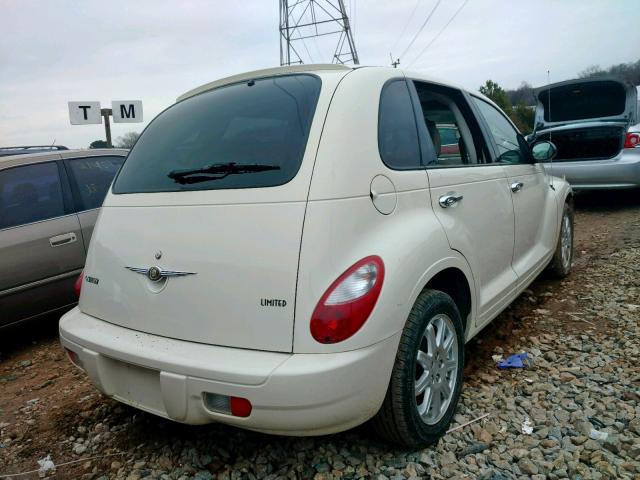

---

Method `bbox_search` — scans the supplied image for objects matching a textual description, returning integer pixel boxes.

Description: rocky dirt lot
[1,190,639,480]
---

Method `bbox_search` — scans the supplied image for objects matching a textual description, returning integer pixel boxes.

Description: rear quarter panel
[294,68,476,354]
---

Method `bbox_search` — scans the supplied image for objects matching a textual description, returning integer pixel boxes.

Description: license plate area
[105,357,165,416]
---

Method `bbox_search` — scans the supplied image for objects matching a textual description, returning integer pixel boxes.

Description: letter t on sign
[68,102,102,124]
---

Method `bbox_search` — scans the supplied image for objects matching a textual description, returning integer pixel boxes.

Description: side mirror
[531,140,557,162]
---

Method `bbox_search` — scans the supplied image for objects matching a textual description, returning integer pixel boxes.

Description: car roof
[176,64,495,107]
[0,148,128,170]
[176,64,353,102]
[0,145,69,157]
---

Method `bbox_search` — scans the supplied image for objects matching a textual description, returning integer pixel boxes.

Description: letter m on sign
[112,100,143,123]
[120,104,135,119]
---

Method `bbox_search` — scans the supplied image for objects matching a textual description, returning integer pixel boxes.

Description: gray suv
[0,148,126,329]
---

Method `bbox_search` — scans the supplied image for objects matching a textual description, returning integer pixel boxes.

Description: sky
[1,0,638,148]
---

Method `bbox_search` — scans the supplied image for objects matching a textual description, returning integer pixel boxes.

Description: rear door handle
[511,181,524,193]
[49,232,77,247]
[439,193,464,208]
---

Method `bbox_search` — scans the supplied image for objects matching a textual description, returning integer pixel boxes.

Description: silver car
[531,78,639,190]
[0,148,126,329]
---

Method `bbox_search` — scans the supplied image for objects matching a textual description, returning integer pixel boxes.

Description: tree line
[89,131,139,149]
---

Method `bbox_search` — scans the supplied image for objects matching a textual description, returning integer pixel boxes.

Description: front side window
[472,97,526,164]
[113,74,321,193]
[66,156,124,210]
[0,162,65,230]
[378,79,422,169]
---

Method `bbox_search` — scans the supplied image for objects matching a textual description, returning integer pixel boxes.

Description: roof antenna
[547,69,555,191]
[390,53,400,68]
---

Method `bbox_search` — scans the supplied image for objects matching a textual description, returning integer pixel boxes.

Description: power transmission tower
[279,0,359,66]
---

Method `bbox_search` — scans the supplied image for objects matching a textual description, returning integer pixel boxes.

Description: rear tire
[547,201,574,278]
[371,289,464,447]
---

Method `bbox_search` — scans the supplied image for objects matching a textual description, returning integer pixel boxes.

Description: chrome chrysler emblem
[148,266,162,281]
[125,266,196,282]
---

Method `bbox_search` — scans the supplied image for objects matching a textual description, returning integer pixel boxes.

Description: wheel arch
[409,256,477,341]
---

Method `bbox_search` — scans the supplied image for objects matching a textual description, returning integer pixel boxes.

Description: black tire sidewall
[396,291,465,443]
[563,203,574,273]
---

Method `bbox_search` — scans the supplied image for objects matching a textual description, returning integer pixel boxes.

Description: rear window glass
[113,75,321,193]
[66,156,124,210]
[539,81,627,122]
[438,126,459,145]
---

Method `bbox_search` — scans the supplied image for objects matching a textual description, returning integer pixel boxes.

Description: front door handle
[439,193,464,208]
[49,232,77,247]
[511,181,524,193]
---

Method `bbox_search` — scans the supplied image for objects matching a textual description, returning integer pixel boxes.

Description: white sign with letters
[68,101,102,125]
[112,100,143,123]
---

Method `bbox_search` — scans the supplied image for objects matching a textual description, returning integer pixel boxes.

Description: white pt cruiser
[60,64,573,447]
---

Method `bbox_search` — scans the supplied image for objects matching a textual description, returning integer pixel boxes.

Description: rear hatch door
[534,78,637,131]
[79,71,344,353]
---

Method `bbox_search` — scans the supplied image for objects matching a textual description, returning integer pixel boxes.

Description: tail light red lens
[310,256,385,344]
[74,271,83,299]
[230,397,253,417]
[625,132,640,148]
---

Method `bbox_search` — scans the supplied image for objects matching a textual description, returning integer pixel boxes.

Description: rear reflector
[203,393,252,417]
[230,397,253,417]
[64,347,83,369]
[625,132,640,148]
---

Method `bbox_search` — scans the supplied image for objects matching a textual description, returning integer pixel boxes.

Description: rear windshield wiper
[167,162,281,184]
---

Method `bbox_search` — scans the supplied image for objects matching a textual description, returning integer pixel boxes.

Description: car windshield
[113,74,321,193]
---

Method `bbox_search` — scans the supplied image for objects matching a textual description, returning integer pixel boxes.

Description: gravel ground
[1,190,639,479]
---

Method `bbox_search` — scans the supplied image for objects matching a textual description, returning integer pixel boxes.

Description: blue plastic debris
[497,352,532,369]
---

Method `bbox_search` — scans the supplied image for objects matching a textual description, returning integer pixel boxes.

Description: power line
[397,0,442,63]
[391,0,423,55]
[407,0,469,68]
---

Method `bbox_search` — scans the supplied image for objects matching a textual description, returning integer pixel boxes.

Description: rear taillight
[625,132,640,148]
[74,271,83,299]
[310,256,385,344]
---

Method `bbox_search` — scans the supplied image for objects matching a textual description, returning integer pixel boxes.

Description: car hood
[533,78,637,131]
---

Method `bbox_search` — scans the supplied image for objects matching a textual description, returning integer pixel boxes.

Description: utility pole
[101,108,113,148]
[279,0,359,66]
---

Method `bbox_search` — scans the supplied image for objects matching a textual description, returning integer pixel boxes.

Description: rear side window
[66,156,124,210]
[0,162,65,230]
[378,79,422,169]
[412,81,486,167]
[113,75,321,193]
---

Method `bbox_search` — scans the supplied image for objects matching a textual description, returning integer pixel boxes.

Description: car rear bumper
[59,307,399,435]
[543,150,640,190]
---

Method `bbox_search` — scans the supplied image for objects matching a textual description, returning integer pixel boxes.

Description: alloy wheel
[414,313,459,425]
